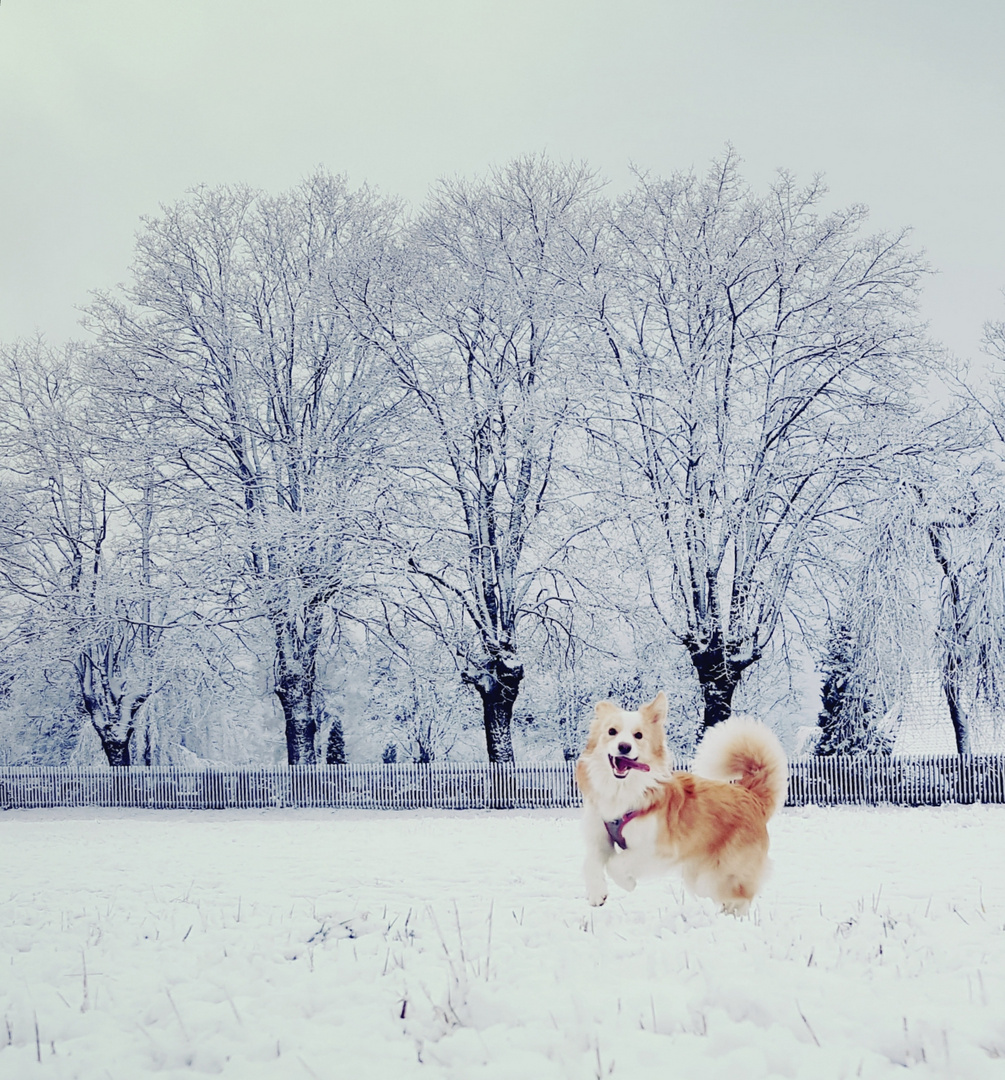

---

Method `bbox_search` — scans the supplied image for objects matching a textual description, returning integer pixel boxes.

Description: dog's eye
[608,727,617,736]
[634,731,643,740]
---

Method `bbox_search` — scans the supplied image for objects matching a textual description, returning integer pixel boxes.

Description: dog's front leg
[582,810,613,906]
[606,851,638,893]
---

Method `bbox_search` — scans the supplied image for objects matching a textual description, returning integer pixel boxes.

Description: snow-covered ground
[1,806,1004,1079]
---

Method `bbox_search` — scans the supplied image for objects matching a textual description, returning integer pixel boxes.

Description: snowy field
[2,806,1004,1079]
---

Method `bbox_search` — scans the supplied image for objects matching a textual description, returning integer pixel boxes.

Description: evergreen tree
[816,620,889,755]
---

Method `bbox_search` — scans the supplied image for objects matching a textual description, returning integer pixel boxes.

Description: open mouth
[609,754,650,779]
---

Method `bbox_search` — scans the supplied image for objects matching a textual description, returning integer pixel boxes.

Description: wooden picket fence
[785,753,1005,807]
[2,754,1005,810]
[0,762,579,811]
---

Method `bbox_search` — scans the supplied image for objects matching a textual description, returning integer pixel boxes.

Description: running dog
[576,692,787,912]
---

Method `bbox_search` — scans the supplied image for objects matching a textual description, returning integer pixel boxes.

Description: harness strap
[604,806,653,849]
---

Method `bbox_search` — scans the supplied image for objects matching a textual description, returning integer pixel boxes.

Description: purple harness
[604,807,651,850]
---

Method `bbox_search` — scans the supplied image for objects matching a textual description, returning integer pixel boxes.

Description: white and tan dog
[575,692,787,912]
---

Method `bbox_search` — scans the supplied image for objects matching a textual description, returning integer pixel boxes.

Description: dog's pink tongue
[615,756,650,772]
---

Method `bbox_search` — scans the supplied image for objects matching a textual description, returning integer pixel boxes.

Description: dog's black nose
[617,742,631,755]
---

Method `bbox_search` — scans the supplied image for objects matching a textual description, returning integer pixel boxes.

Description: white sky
[2,0,1004,362]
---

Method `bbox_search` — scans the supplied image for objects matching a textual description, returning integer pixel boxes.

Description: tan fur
[576,694,788,913]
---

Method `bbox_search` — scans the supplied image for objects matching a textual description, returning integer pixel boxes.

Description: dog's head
[584,691,669,780]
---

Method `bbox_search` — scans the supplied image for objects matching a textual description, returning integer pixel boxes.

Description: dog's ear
[594,701,618,721]
[640,691,668,726]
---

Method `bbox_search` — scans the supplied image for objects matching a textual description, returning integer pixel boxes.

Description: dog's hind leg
[717,847,767,915]
[719,880,753,916]
[714,860,761,916]
[682,862,749,912]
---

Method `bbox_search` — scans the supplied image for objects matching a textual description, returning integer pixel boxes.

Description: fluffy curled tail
[690,715,788,818]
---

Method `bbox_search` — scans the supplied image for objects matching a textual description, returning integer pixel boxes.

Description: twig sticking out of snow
[165,988,190,1042]
[485,900,494,983]
[797,1002,821,1047]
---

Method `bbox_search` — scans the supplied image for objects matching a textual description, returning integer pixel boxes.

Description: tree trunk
[686,631,755,731]
[274,610,332,766]
[100,733,133,767]
[942,655,971,756]
[85,710,133,766]
[80,670,146,767]
[275,630,317,766]
[464,655,524,762]
[928,524,972,755]
[275,669,317,765]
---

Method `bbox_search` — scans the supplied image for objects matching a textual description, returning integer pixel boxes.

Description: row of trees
[1,154,1003,765]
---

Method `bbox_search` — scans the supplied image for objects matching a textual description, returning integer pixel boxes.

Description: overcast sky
[2,0,1004,363]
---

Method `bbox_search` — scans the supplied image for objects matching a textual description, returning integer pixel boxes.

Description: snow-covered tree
[812,453,1005,758]
[920,481,1005,753]
[0,339,208,764]
[592,153,937,730]
[908,318,1005,753]
[87,174,397,764]
[349,156,603,761]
